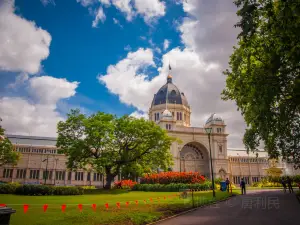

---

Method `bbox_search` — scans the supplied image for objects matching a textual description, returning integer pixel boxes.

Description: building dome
[151,76,189,107]
[162,109,173,119]
[205,113,224,124]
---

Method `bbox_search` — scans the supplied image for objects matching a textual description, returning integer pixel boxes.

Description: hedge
[0,183,19,194]
[132,182,212,192]
[0,184,83,195]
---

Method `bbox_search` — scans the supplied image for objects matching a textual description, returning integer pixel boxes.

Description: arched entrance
[179,142,210,177]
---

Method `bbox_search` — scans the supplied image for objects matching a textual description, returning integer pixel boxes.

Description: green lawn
[1,190,236,225]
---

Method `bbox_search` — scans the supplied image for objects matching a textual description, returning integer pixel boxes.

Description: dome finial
[167,62,172,83]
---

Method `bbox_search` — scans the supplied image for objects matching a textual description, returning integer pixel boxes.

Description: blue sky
[6,0,184,116]
[0,0,246,147]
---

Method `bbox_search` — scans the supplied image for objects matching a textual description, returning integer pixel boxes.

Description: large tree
[57,109,174,189]
[223,0,300,166]
[0,125,19,166]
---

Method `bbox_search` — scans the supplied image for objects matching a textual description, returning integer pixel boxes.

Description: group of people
[224,176,297,195]
[281,176,294,193]
[225,177,247,195]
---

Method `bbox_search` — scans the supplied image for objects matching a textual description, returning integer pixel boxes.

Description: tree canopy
[223,0,300,167]
[0,125,19,166]
[57,109,174,189]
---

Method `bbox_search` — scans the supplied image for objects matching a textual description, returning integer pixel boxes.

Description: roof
[227,148,268,157]
[6,134,57,146]
[152,76,189,107]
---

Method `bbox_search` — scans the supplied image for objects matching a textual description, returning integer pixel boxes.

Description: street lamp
[42,155,49,185]
[205,127,216,198]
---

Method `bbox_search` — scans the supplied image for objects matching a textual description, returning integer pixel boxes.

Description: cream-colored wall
[149,103,191,127]
[0,145,105,186]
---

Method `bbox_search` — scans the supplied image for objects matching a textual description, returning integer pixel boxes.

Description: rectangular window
[87,172,91,181]
[16,169,26,179]
[165,124,168,130]
[55,171,65,180]
[30,170,40,179]
[176,112,179,120]
[3,169,13,178]
[157,113,159,120]
[43,171,53,180]
[75,172,83,181]
[93,173,102,181]
[68,171,72,180]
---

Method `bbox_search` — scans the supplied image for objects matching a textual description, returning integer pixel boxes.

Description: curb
[146,194,237,225]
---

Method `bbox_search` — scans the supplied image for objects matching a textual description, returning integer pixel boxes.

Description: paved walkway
[156,190,300,225]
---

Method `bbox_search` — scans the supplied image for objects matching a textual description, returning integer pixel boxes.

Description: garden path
[156,189,300,225]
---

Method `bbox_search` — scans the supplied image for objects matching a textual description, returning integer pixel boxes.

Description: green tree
[57,109,174,189]
[0,125,19,166]
[223,0,300,166]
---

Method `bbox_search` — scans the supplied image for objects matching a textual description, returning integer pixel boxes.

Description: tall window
[29,170,40,179]
[176,112,179,120]
[68,171,72,180]
[75,172,83,181]
[219,145,222,153]
[217,128,222,133]
[87,172,91,181]
[16,169,26,179]
[93,173,103,181]
[3,169,13,178]
[43,171,53,180]
[55,171,65,181]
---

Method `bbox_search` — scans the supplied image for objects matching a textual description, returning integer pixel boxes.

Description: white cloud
[76,0,97,7]
[92,6,106,27]
[0,0,51,74]
[163,39,170,51]
[111,0,134,21]
[28,76,79,105]
[99,0,111,6]
[98,48,163,111]
[130,111,149,119]
[1,76,79,137]
[134,0,165,22]
[124,45,131,51]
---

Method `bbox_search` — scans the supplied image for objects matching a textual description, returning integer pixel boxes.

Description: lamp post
[205,127,216,198]
[42,155,49,185]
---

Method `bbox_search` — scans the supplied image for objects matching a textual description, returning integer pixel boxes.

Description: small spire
[167,62,172,83]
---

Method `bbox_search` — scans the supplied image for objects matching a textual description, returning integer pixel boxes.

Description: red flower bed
[114,180,137,189]
[140,172,206,184]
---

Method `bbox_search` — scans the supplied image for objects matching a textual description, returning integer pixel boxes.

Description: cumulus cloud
[0,76,79,137]
[92,6,106,27]
[78,0,166,25]
[99,0,247,148]
[28,76,79,105]
[98,48,164,111]
[130,111,149,119]
[163,39,170,51]
[134,0,165,23]
[0,0,51,74]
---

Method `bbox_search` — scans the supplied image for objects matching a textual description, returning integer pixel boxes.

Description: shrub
[0,184,84,196]
[132,182,211,192]
[80,186,96,189]
[0,183,19,194]
[114,180,137,189]
[140,172,206,184]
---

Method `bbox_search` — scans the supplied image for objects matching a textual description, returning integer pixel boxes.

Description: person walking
[286,176,294,193]
[226,178,230,192]
[240,178,246,195]
[281,177,287,193]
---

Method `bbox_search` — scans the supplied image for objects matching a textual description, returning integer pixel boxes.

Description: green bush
[0,183,19,194]
[0,183,83,195]
[132,182,211,192]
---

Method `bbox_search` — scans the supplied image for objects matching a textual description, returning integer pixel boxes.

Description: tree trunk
[104,172,115,189]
